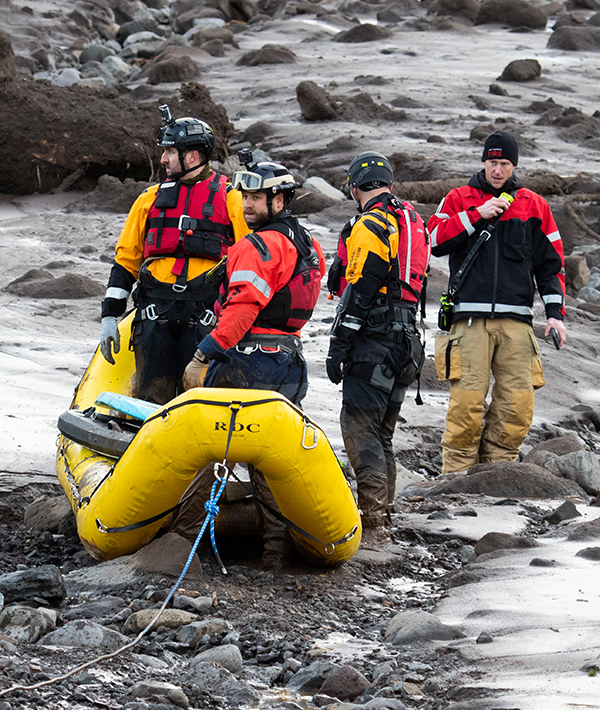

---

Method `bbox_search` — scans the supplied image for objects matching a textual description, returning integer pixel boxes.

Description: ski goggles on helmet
[231,170,266,191]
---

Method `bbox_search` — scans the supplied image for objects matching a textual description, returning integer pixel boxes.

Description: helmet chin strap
[169,150,207,181]
[350,185,363,212]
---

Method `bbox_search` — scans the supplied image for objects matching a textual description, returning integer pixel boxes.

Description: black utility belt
[236,335,303,355]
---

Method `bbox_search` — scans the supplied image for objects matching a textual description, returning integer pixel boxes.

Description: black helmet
[157,117,216,159]
[348,151,394,189]
[232,161,300,197]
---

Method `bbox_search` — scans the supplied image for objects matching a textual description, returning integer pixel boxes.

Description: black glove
[326,323,356,385]
[326,355,344,385]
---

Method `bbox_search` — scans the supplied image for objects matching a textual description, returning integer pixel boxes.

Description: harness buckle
[200,309,217,327]
[235,343,258,354]
[178,214,197,233]
[172,283,187,293]
[144,303,159,321]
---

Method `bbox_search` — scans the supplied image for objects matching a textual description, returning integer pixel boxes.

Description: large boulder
[475,0,547,28]
[547,26,600,50]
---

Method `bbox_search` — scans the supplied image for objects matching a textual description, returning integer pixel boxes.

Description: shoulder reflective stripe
[547,230,561,243]
[105,287,130,300]
[543,293,564,305]
[459,211,476,235]
[229,269,271,298]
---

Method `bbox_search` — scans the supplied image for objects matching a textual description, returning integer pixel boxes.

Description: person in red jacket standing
[182,153,326,569]
[428,130,566,475]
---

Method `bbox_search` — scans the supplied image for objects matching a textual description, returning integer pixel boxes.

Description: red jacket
[428,172,565,323]
[211,218,326,350]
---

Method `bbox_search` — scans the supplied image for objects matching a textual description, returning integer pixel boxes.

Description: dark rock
[489,83,509,95]
[63,595,127,621]
[390,95,426,108]
[385,610,466,644]
[0,565,66,605]
[543,499,582,524]
[523,434,584,464]
[567,516,600,541]
[66,175,152,214]
[24,495,74,533]
[475,0,547,28]
[237,44,296,66]
[475,532,539,556]
[498,58,541,82]
[530,557,560,567]
[296,80,338,121]
[4,272,105,299]
[334,24,394,42]
[319,665,370,701]
[185,662,260,705]
[146,54,201,84]
[116,20,156,45]
[287,659,338,693]
[190,27,239,48]
[428,0,481,23]
[290,189,340,215]
[547,26,600,50]
[201,39,225,57]
[79,44,114,64]
[564,254,591,294]
[242,120,275,145]
[408,461,587,499]
[575,546,600,560]
[476,631,494,643]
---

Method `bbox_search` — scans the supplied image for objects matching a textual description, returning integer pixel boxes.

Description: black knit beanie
[481,130,519,166]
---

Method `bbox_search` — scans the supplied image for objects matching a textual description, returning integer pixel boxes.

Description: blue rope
[162,465,228,607]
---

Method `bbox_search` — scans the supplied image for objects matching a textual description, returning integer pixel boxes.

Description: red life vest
[257,217,321,332]
[143,172,233,262]
[218,214,321,333]
[328,196,430,304]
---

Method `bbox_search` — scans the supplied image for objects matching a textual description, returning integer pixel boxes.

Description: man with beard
[181,154,326,569]
[428,130,566,474]
[99,106,246,404]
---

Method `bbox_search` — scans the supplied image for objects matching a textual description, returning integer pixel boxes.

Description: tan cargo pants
[435,317,545,474]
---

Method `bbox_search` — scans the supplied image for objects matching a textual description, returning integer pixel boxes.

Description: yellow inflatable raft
[56,313,361,565]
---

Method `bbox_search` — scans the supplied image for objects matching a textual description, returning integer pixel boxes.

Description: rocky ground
[2,0,600,708]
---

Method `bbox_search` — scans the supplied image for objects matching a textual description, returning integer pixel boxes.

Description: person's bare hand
[477,196,511,220]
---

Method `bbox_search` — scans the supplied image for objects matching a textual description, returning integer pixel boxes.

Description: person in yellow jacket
[99,106,246,404]
[327,152,430,545]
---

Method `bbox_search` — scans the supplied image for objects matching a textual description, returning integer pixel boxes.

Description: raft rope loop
[0,404,243,700]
